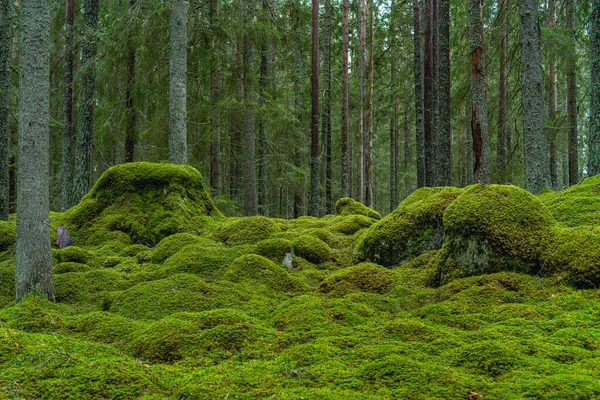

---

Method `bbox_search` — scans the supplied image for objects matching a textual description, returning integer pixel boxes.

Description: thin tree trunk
[365,0,374,208]
[73,0,99,203]
[341,0,350,197]
[413,0,425,188]
[0,0,13,219]
[430,0,438,186]
[590,0,600,176]
[545,0,558,189]
[390,0,397,211]
[210,0,222,194]
[243,0,257,216]
[16,0,54,302]
[435,0,451,186]
[293,0,303,217]
[258,0,268,215]
[309,0,319,216]
[566,0,578,185]
[518,0,549,193]
[229,40,243,199]
[423,0,434,186]
[469,0,490,183]
[168,0,188,164]
[124,0,137,164]
[496,0,508,184]
[323,0,332,213]
[358,0,366,202]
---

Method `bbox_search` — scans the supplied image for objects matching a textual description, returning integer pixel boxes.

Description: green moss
[253,238,293,263]
[151,232,219,264]
[59,245,92,264]
[384,319,439,342]
[68,311,141,344]
[430,185,555,286]
[292,235,331,264]
[213,216,281,246]
[54,262,92,274]
[539,174,600,228]
[0,220,16,252]
[335,197,381,220]
[161,243,233,277]
[355,187,464,267]
[0,294,66,333]
[329,214,376,235]
[223,254,308,294]
[121,244,151,257]
[54,269,131,303]
[319,263,395,296]
[449,340,521,376]
[63,162,223,247]
[302,228,337,246]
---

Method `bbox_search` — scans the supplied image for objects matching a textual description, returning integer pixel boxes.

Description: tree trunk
[210,0,221,194]
[124,0,137,164]
[293,0,303,217]
[323,0,332,214]
[73,0,99,204]
[16,0,54,302]
[0,0,13,220]
[566,0,578,185]
[243,0,257,216]
[358,0,366,202]
[390,0,397,211]
[468,0,490,183]
[413,0,425,188]
[365,0,374,208]
[496,0,508,184]
[435,0,451,186]
[258,0,268,215]
[423,0,434,186]
[590,0,600,176]
[309,0,319,216]
[341,0,350,197]
[545,0,558,189]
[168,0,188,164]
[518,0,549,193]
[229,40,243,200]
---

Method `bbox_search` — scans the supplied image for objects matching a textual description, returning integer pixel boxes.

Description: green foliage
[292,235,331,264]
[335,197,382,220]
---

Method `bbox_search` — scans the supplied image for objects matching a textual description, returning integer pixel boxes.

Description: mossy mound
[429,185,554,286]
[68,311,141,344]
[540,174,600,228]
[253,238,293,263]
[335,197,381,220]
[292,235,331,264]
[319,263,395,296]
[0,295,66,333]
[58,246,93,264]
[54,269,132,303]
[214,216,281,246]
[355,187,464,266]
[223,254,307,293]
[449,340,521,376]
[161,243,233,277]
[329,214,376,235]
[54,262,92,274]
[150,232,219,264]
[0,220,15,253]
[63,162,223,246]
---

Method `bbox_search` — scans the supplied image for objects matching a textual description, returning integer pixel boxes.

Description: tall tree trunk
[258,0,268,215]
[210,0,221,194]
[546,0,558,189]
[73,0,99,203]
[323,0,332,213]
[60,0,74,211]
[229,40,243,199]
[413,0,425,188]
[309,0,319,216]
[390,0,397,211]
[16,0,54,302]
[423,0,434,186]
[0,0,13,220]
[566,0,578,185]
[243,0,257,216]
[358,0,366,202]
[468,0,490,183]
[496,0,508,183]
[168,0,188,164]
[429,0,438,186]
[518,0,549,193]
[435,0,451,186]
[293,0,303,217]
[590,0,600,176]
[125,0,137,164]
[365,0,374,208]
[341,0,350,197]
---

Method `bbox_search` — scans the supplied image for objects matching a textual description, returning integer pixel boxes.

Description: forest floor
[1,162,600,399]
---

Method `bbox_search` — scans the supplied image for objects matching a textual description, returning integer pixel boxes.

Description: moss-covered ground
[2,163,600,398]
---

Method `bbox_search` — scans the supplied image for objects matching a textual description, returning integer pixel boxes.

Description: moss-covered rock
[54,262,92,274]
[63,162,223,247]
[150,233,218,264]
[355,187,464,266]
[161,243,233,277]
[0,220,16,253]
[293,235,331,264]
[329,214,376,235]
[59,246,92,264]
[223,254,307,293]
[68,311,141,344]
[319,263,395,295]
[449,340,521,376]
[540,174,600,228]
[253,238,293,263]
[0,294,66,333]
[335,197,381,220]
[54,269,132,303]
[429,185,555,286]
[122,244,151,257]
[213,216,281,246]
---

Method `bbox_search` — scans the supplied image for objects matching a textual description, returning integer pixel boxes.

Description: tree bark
[341,0,350,197]
[168,0,188,165]
[243,0,257,216]
[365,0,374,208]
[210,0,221,194]
[309,0,319,216]
[413,0,425,188]
[125,0,137,164]
[590,0,600,176]
[390,0,397,211]
[518,0,549,193]
[496,0,508,184]
[468,0,490,183]
[435,0,451,186]
[16,0,54,302]
[73,0,99,204]
[566,0,578,185]
[0,0,13,219]
[229,39,243,200]
[358,0,366,202]
[293,0,303,217]
[545,0,558,189]
[423,0,434,186]
[322,0,332,214]
[258,0,269,215]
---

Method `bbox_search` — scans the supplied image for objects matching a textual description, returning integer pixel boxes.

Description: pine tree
[168,0,188,164]
[413,0,425,188]
[125,0,137,163]
[309,0,319,216]
[341,0,350,197]
[566,0,578,185]
[496,0,508,184]
[435,0,451,186]
[243,0,258,216]
[0,0,12,220]
[590,0,600,176]
[323,0,332,214]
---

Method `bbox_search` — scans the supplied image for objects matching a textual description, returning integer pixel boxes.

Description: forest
[2,0,600,398]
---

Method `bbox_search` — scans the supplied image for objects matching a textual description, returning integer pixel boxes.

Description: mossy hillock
[4,164,600,398]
